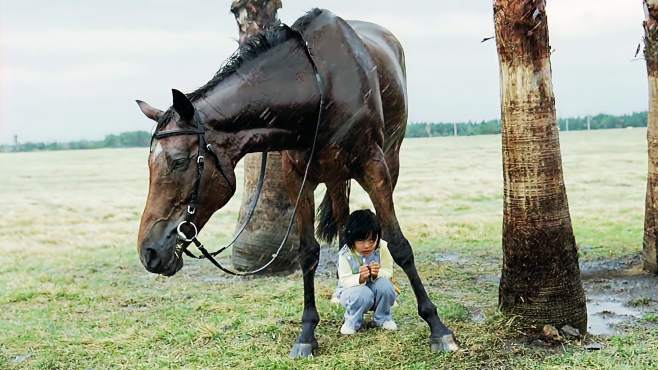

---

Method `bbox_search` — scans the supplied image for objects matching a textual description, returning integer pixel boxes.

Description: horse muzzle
[139,230,183,276]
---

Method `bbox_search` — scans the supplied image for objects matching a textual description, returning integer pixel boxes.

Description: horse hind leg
[385,144,401,190]
[356,147,459,352]
[284,161,321,358]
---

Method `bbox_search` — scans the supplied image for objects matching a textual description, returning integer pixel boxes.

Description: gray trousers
[338,277,396,330]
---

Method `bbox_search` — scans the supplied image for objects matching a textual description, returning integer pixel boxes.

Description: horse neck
[195,45,319,163]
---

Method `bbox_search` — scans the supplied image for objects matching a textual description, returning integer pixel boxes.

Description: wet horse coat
[136,9,457,357]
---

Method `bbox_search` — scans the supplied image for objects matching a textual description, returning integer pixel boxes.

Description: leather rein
[151,28,324,276]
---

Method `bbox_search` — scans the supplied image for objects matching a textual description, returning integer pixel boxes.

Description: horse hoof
[289,343,314,358]
[430,334,459,352]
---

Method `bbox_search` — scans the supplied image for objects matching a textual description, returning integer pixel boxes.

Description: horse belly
[284,145,353,184]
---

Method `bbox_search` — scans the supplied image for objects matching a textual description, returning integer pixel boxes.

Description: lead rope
[175,120,267,260]
[193,145,268,259]
[179,29,325,276]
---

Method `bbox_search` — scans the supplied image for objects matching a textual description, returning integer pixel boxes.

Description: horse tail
[315,180,351,244]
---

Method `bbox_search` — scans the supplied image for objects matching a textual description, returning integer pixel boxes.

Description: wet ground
[185,246,657,337]
[317,243,339,277]
[581,254,658,336]
[435,251,658,336]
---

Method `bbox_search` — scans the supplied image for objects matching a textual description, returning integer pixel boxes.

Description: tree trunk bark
[494,0,587,332]
[644,0,658,273]
[229,0,299,273]
[230,0,282,44]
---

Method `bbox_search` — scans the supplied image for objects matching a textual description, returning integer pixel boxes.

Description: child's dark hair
[344,209,381,248]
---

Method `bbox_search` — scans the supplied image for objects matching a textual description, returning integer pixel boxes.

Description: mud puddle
[581,254,657,336]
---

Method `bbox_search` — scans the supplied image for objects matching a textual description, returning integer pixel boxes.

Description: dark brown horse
[136,9,458,357]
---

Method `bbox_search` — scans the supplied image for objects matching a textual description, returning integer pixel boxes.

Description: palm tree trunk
[229,0,299,273]
[643,0,658,273]
[230,0,282,44]
[494,0,587,332]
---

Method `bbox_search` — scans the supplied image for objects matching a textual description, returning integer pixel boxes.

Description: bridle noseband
[150,27,324,276]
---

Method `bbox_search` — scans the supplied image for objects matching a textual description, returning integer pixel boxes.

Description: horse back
[295,10,407,155]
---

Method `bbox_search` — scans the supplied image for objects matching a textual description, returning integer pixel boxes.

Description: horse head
[135,89,237,276]
[133,24,322,276]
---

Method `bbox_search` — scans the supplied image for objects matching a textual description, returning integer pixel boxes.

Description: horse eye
[171,157,190,170]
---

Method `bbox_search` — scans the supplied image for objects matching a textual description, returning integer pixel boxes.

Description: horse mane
[155,8,325,131]
[186,28,292,102]
[187,8,324,103]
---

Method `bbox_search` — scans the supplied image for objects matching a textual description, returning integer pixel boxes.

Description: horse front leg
[356,150,459,352]
[284,160,320,358]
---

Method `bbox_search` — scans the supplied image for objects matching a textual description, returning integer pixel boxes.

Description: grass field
[1,128,657,369]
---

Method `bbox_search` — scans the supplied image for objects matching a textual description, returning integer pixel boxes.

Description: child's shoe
[340,322,357,335]
[380,320,397,331]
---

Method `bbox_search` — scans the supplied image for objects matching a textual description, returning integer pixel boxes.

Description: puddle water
[586,295,642,336]
[582,256,658,336]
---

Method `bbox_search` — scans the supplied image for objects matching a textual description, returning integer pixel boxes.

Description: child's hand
[369,262,380,279]
[359,265,370,284]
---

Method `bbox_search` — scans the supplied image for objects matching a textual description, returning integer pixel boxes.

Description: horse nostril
[145,247,161,271]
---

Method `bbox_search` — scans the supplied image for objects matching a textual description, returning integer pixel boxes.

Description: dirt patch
[580,253,643,279]
[470,309,486,323]
[316,244,339,277]
[435,252,466,264]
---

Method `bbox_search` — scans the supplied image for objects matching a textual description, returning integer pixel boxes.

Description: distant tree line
[1,112,649,152]
[1,131,152,153]
[406,111,648,138]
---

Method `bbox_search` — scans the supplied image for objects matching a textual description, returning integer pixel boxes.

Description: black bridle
[151,27,324,276]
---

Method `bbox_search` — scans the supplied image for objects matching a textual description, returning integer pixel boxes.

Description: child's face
[354,236,377,256]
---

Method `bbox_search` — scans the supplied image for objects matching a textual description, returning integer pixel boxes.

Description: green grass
[644,313,658,323]
[1,128,656,369]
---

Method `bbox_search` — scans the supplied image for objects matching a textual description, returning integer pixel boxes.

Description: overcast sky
[0,0,646,143]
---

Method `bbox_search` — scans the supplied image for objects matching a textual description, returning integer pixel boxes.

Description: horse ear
[171,89,195,121]
[136,100,163,122]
